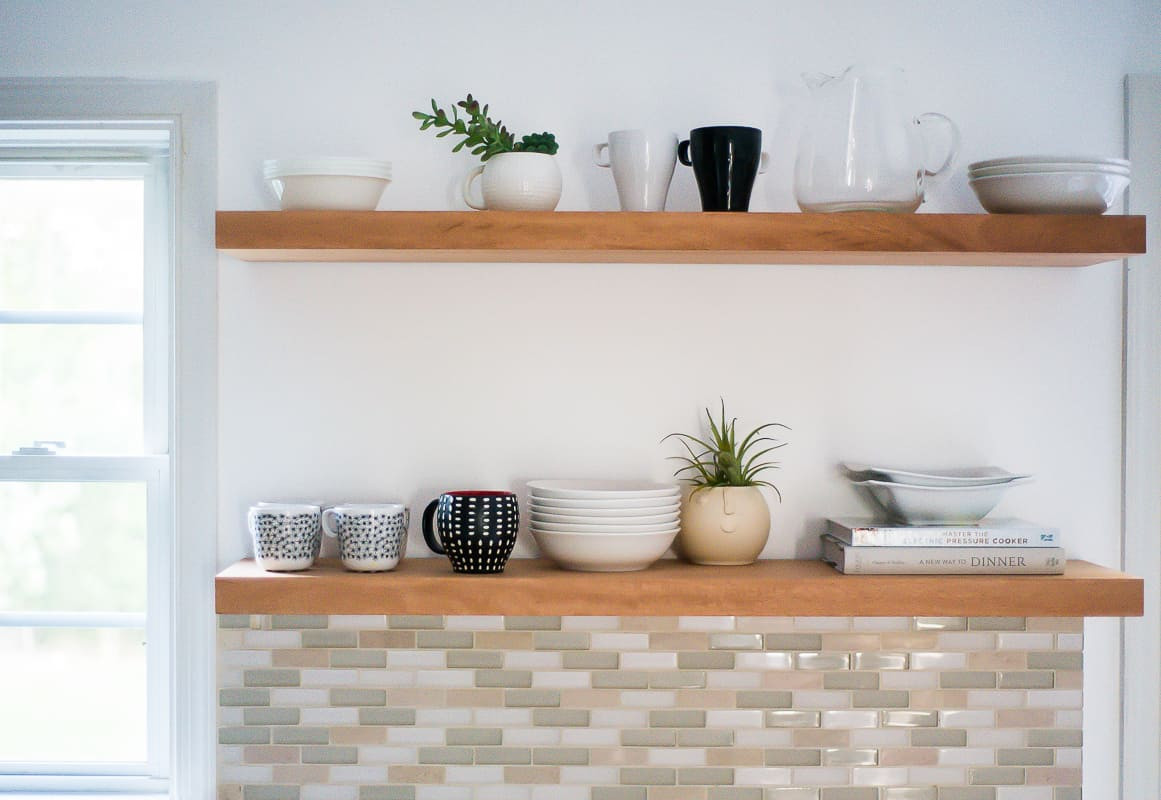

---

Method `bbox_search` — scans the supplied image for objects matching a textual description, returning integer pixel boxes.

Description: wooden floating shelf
[216,558,1143,617]
[215,211,1145,267]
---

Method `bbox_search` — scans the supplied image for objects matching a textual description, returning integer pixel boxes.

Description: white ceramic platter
[530,519,681,534]
[969,170,1129,214]
[531,528,677,572]
[528,494,682,510]
[852,478,1030,524]
[528,479,680,500]
[969,154,1129,171]
[530,510,680,526]
[842,463,1031,487]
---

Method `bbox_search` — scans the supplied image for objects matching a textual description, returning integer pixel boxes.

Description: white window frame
[0,79,217,800]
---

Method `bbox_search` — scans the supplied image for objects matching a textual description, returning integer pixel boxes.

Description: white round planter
[677,486,771,566]
[462,152,562,211]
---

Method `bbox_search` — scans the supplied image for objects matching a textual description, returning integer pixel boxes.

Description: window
[0,81,216,799]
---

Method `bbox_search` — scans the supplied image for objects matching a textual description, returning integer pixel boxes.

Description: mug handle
[594,142,611,168]
[758,152,770,175]
[461,165,486,210]
[321,508,341,538]
[677,139,692,166]
[421,498,446,554]
[916,112,961,178]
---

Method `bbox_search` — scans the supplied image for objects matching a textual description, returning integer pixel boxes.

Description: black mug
[677,126,770,211]
[422,490,519,574]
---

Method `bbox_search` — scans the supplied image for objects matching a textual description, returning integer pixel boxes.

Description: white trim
[0,612,146,627]
[1121,73,1161,800]
[0,79,218,800]
[0,311,144,324]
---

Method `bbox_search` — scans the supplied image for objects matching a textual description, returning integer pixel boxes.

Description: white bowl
[263,157,392,211]
[969,170,1129,214]
[852,478,1030,524]
[529,501,680,518]
[969,154,1129,171]
[842,463,1031,487]
[969,162,1129,179]
[528,495,681,510]
[531,528,678,572]
[530,510,680,526]
[528,479,679,500]
[530,519,680,534]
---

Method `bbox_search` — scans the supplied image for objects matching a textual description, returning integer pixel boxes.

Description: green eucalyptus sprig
[663,401,789,499]
[412,93,559,161]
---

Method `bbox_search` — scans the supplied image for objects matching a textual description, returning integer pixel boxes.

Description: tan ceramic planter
[677,486,770,565]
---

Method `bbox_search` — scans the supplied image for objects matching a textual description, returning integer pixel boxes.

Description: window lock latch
[12,440,67,455]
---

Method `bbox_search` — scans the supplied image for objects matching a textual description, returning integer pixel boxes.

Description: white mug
[594,129,678,211]
[247,503,322,572]
[321,503,409,572]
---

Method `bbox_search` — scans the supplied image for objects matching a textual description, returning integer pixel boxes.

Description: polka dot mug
[321,503,409,572]
[421,490,519,574]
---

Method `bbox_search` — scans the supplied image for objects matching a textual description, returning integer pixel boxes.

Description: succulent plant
[663,401,789,498]
[413,93,559,161]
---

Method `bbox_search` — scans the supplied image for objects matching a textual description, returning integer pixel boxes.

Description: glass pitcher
[794,65,960,212]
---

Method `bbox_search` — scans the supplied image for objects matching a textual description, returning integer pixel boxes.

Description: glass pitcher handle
[916,112,961,178]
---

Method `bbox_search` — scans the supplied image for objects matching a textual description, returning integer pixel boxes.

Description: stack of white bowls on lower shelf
[528,480,681,572]
[968,155,1130,214]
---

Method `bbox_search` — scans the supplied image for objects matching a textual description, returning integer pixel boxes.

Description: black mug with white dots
[421,490,519,574]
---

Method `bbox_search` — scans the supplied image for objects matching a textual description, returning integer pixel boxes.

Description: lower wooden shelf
[215,558,1142,617]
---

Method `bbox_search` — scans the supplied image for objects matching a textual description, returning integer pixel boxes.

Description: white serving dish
[852,478,1031,524]
[842,462,1031,487]
[529,501,680,518]
[528,494,680,510]
[530,510,680,526]
[969,170,1129,214]
[530,519,680,534]
[969,162,1129,179]
[527,479,680,500]
[968,154,1129,171]
[263,157,392,211]
[531,528,678,572]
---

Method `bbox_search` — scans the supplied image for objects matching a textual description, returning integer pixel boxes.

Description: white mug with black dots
[321,503,409,572]
[248,503,322,572]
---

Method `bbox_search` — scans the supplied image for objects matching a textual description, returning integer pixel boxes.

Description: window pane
[0,482,146,613]
[0,178,144,312]
[0,323,143,454]
[0,627,146,763]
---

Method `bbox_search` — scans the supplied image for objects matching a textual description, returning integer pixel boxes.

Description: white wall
[3,0,1159,794]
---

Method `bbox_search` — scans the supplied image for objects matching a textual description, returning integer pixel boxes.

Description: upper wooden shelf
[215,211,1145,267]
[215,558,1143,617]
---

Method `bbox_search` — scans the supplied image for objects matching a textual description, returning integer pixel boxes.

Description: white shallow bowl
[529,501,680,518]
[842,463,1031,487]
[969,170,1129,214]
[969,162,1129,179]
[530,510,680,526]
[530,519,680,534]
[264,157,392,211]
[531,528,678,572]
[969,154,1129,171]
[528,480,680,500]
[528,494,681,510]
[852,478,1030,524]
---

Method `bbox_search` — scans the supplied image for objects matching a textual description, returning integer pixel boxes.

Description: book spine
[835,545,1065,575]
[841,529,1059,547]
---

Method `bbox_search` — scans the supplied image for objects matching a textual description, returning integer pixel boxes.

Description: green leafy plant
[412,93,559,161]
[663,401,789,498]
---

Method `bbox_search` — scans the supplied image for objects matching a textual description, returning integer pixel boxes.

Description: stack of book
[821,517,1066,575]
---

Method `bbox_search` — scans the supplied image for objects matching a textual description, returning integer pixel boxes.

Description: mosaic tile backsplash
[218,615,1083,800]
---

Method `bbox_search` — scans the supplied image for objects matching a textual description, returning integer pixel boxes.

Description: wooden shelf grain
[215,558,1143,617]
[215,211,1145,266]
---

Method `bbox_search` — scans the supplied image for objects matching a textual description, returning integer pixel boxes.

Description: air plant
[663,401,789,499]
[412,93,559,161]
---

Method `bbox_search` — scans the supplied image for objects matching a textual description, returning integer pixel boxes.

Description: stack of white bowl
[842,463,1032,524]
[263,157,393,210]
[528,480,681,572]
[968,155,1130,214]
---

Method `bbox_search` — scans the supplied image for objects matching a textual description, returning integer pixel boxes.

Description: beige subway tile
[968,618,1027,631]
[533,747,589,765]
[914,618,967,631]
[244,631,300,648]
[822,749,877,767]
[881,633,940,649]
[879,748,939,766]
[881,789,937,800]
[413,630,470,649]
[301,746,357,764]
[678,767,735,785]
[621,767,677,785]
[966,652,1026,670]
[244,707,300,726]
[466,631,529,650]
[301,630,358,649]
[1027,730,1081,748]
[358,707,416,725]
[652,788,710,800]
[677,616,736,632]
[937,789,996,800]
[1052,672,1082,690]
[763,672,824,690]
[329,650,386,669]
[706,671,762,690]
[681,729,735,748]
[910,652,967,670]
[995,709,1054,728]
[271,766,330,784]
[1024,768,1081,786]
[390,688,449,707]
[388,615,444,629]
[475,746,533,764]
[560,616,620,631]
[651,709,706,728]
[995,633,1052,650]
[966,729,1024,749]
[219,614,253,629]
[853,652,908,671]
[850,730,907,748]
[765,710,821,728]
[880,710,937,727]
[475,669,533,688]
[330,726,386,745]
[563,651,620,670]
[880,672,937,691]
[358,631,416,649]
[761,634,821,651]
[1053,790,1082,800]
[220,727,271,745]
[793,730,850,748]
[591,789,647,800]
[814,785,876,798]
[817,710,876,729]
[504,765,560,783]
[594,671,649,689]
[505,616,562,631]
[820,635,882,651]
[623,728,676,747]
[790,690,848,708]
[1026,690,1081,709]
[651,671,708,690]
[1055,710,1082,728]
[997,749,1054,767]
[678,652,735,670]
[271,615,329,630]
[528,708,588,727]
[677,690,737,708]
[272,727,330,745]
[764,749,821,767]
[507,651,563,670]
[710,634,764,651]
[795,653,851,671]
[388,765,445,783]
[443,727,502,746]
[733,691,790,709]
[447,650,504,669]
[763,790,820,800]
[651,633,712,651]
[941,672,998,689]
[356,788,410,800]
[734,617,796,634]
[1055,635,1083,652]
[708,748,764,766]
[622,616,679,632]
[273,650,330,668]
[824,673,879,691]
[243,745,300,764]
[1025,618,1083,632]
[1026,652,1082,671]
[590,747,650,766]
[911,729,967,747]
[417,746,473,764]
[970,767,1026,785]
[852,690,909,708]
[998,672,1054,690]
[909,690,968,708]
[910,766,967,785]
[505,689,561,708]
[593,633,650,650]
